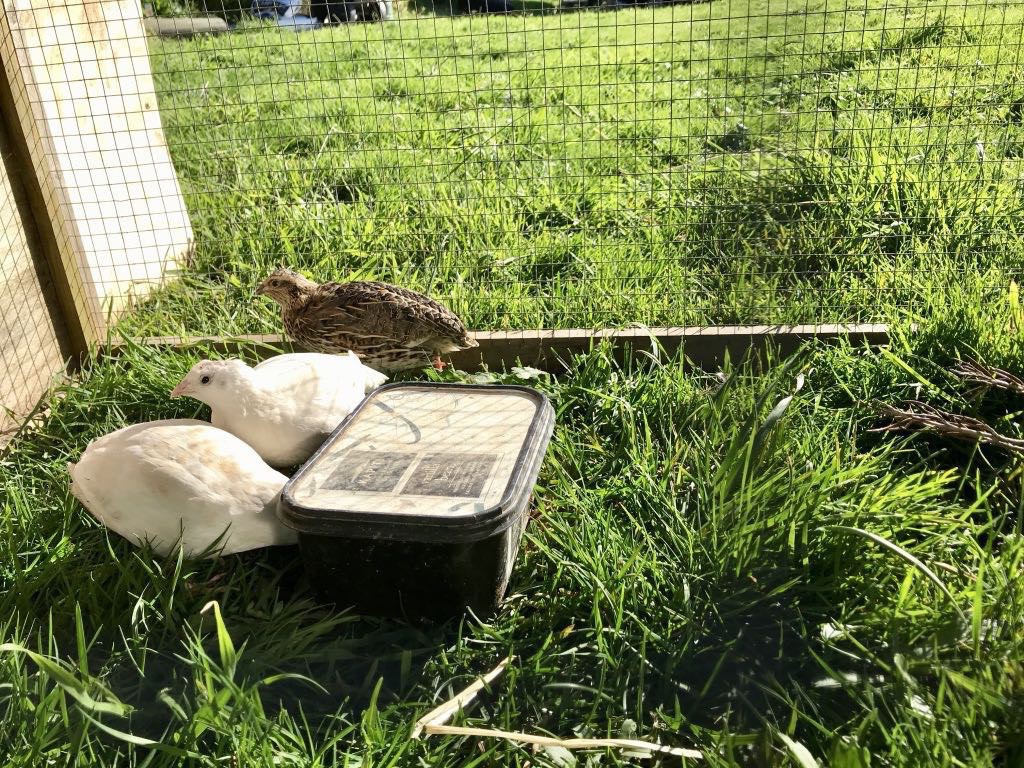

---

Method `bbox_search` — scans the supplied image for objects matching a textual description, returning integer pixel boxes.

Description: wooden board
[0,109,71,442]
[0,0,193,344]
[143,16,229,37]
[105,324,894,372]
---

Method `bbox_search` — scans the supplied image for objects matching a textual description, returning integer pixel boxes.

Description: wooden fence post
[0,0,192,438]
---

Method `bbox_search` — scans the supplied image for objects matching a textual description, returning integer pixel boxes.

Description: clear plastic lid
[279,383,554,539]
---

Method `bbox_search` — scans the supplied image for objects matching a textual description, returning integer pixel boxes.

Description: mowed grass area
[124,0,1024,336]
[4,287,1024,765]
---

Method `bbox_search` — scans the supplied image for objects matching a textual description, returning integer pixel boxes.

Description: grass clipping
[411,658,702,760]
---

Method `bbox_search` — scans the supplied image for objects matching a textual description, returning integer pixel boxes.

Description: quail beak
[254,280,270,297]
[170,380,192,399]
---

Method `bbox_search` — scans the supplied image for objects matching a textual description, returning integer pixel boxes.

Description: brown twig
[950,358,1024,397]
[874,400,1024,454]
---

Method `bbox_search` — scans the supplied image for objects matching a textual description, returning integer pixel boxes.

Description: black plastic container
[278,382,555,621]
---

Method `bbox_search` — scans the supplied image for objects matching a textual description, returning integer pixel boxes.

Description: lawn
[125,0,1024,336]
[3,0,1024,765]
[4,286,1024,765]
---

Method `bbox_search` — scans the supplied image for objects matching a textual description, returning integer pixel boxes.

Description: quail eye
[200,375,211,385]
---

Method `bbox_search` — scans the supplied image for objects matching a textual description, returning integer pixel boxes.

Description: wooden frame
[0,0,193,437]
[107,323,894,372]
[0,62,87,356]
[0,0,193,347]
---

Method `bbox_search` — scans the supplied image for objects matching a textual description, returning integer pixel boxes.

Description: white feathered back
[68,419,295,558]
[173,352,387,467]
[254,351,387,392]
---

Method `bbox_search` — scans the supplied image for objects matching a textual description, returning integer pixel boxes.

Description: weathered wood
[0,107,72,441]
[0,0,193,344]
[0,0,196,441]
[105,324,894,371]
[0,41,90,356]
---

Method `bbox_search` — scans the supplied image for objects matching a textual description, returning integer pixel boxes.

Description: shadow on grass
[96,545,461,742]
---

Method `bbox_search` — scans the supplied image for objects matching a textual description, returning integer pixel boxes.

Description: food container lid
[278,382,555,542]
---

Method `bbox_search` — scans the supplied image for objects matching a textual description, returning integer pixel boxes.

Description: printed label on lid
[403,453,498,498]
[323,451,499,499]
[323,451,416,493]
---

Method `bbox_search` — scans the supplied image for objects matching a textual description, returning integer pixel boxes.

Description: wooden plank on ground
[104,324,893,372]
[143,17,229,37]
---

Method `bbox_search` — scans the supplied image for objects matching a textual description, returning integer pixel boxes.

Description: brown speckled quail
[256,268,478,372]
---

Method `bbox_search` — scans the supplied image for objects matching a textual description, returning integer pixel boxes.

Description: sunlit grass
[4,281,1024,764]
[3,0,1024,764]
[120,0,1024,336]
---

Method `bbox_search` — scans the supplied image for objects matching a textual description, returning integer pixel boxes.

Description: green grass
[4,285,1024,765]
[123,0,1024,336]
[4,1,1024,765]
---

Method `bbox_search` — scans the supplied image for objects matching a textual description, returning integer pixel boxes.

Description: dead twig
[874,400,1024,455]
[411,657,511,739]
[421,723,703,760]
[411,657,702,760]
[950,358,1024,397]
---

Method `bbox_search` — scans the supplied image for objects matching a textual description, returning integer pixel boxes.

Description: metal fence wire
[5,0,1024,352]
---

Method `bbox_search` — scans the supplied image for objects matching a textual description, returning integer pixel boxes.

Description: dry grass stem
[420,723,703,760]
[411,657,511,738]
[412,658,702,758]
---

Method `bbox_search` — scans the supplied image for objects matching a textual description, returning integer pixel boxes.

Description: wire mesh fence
[1,0,1023,418]
[0,110,68,437]
[136,0,1024,338]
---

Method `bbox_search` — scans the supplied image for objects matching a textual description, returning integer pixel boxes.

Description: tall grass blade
[777,732,821,768]
[830,526,966,621]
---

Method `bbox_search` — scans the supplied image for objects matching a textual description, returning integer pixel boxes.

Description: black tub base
[299,513,526,621]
